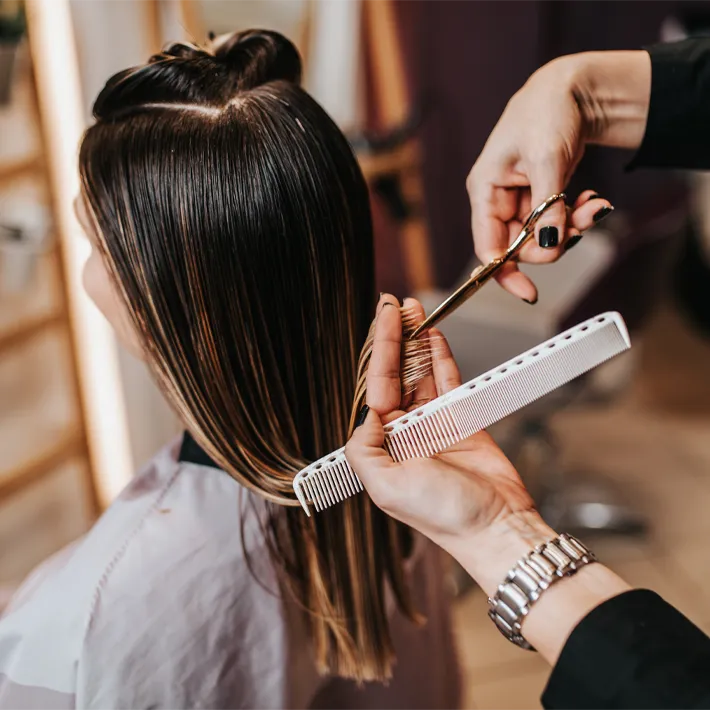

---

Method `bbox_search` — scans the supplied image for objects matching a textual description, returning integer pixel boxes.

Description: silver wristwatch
[488,533,596,650]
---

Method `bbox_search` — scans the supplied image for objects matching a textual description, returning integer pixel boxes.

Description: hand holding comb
[294,311,631,515]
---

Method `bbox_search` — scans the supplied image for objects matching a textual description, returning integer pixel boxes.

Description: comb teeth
[293,311,631,516]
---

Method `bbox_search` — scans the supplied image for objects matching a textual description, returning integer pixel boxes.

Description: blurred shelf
[0,247,62,332]
[0,18,98,583]
[0,154,43,187]
[0,326,81,482]
[0,309,63,357]
[0,426,84,502]
[356,141,421,182]
[0,456,94,583]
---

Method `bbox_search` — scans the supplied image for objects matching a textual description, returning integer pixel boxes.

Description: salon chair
[417,187,686,545]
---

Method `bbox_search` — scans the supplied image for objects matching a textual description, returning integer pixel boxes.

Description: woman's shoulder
[9,439,278,626]
[75,444,287,707]
[121,445,269,561]
[87,438,277,607]
[0,441,287,708]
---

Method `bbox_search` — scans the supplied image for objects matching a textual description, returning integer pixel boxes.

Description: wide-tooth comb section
[293,312,630,516]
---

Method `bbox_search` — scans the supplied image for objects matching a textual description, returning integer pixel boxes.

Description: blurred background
[3,1,710,707]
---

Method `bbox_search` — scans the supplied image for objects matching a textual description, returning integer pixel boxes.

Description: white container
[0,198,51,295]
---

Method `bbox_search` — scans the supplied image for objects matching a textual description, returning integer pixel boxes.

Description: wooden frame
[362,0,433,291]
[19,0,133,510]
[143,0,164,54]
[0,154,41,188]
[0,5,98,515]
[143,0,208,52]
[0,426,84,503]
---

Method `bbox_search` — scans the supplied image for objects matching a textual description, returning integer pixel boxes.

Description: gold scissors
[410,193,566,339]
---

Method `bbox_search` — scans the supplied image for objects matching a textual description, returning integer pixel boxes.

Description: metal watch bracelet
[487,533,597,650]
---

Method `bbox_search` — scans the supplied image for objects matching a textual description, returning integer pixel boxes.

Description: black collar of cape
[178,431,221,470]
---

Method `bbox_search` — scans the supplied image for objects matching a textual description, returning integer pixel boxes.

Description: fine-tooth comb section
[293,312,630,516]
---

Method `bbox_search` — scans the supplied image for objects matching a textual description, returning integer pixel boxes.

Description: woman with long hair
[0,30,460,709]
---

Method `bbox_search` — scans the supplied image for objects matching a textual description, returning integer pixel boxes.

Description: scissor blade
[409,193,567,340]
[409,261,502,338]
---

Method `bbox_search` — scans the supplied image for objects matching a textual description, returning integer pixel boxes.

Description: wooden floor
[454,302,710,708]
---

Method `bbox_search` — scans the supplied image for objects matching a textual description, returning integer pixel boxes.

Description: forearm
[442,512,631,665]
[541,50,652,151]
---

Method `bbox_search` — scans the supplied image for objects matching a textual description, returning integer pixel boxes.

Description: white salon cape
[0,434,461,709]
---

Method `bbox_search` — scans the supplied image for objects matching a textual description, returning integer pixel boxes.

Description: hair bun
[91,30,303,122]
[213,30,302,90]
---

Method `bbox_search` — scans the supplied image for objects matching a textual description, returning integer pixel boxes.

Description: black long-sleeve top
[543,39,710,709]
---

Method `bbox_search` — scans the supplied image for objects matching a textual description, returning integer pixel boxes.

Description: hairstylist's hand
[467,51,651,303]
[346,294,555,593]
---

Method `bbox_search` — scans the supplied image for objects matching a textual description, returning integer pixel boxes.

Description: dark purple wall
[399,0,706,288]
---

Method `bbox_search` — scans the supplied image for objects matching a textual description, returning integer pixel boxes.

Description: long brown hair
[79,30,421,681]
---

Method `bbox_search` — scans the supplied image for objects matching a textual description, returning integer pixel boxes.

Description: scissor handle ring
[507,193,567,257]
[522,193,566,232]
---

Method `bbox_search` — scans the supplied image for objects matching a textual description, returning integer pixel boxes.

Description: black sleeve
[541,590,710,709]
[628,39,710,171]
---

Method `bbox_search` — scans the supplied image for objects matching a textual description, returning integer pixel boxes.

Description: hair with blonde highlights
[78,30,429,681]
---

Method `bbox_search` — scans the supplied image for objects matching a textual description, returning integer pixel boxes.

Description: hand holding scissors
[411,191,614,338]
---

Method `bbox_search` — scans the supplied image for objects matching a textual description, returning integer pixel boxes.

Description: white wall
[197,0,364,131]
[199,0,308,37]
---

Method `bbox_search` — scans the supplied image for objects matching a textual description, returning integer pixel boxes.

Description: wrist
[565,50,651,149]
[445,511,633,664]
[522,562,632,663]
[444,510,557,597]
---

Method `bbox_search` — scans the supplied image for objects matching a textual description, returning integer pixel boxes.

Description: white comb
[293,311,630,516]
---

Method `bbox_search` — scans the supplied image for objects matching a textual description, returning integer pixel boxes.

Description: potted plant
[0,0,25,105]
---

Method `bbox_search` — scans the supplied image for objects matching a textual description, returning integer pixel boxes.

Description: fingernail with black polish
[587,193,601,202]
[564,233,583,251]
[539,226,559,248]
[355,405,369,428]
[523,297,538,305]
[594,206,614,223]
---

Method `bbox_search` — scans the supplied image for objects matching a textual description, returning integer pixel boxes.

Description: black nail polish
[379,292,384,298]
[587,193,601,202]
[539,226,559,248]
[355,405,369,428]
[594,206,614,224]
[523,297,538,305]
[564,233,583,251]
